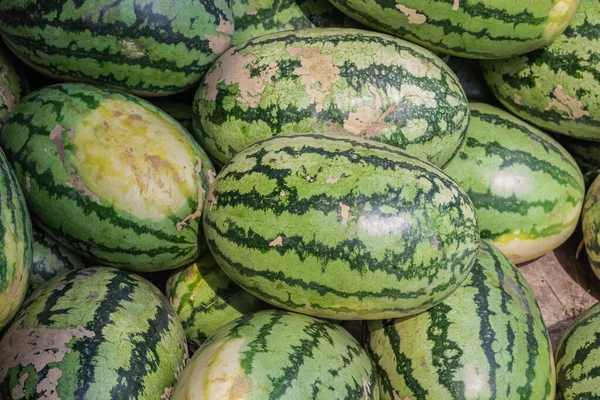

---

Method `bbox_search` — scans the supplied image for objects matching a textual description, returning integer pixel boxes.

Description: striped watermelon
[203,133,480,320]
[193,28,470,168]
[0,267,188,399]
[0,0,234,96]
[171,309,379,399]
[582,174,600,279]
[0,146,32,331]
[232,0,360,45]
[554,134,600,186]
[0,46,28,130]
[166,252,265,350]
[28,227,86,295]
[326,0,578,59]
[366,241,555,400]
[555,300,600,399]
[482,0,600,140]
[0,83,216,272]
[444,103,585,264]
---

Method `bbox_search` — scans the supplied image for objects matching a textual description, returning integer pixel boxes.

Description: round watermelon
[0,83,216,272]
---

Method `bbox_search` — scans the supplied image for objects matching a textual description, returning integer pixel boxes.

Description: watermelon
[326,0,578,59]
[232,0,361,45]
[28,227,86,295]
[582,174,600,279]
[365,241,555,400]
[171,309,379,399]
[0,83,216,272]
[166,252,266,350]
[553,134,600,186]
[0,267,188,399]
[555,300,600,399]
[482,0,600,140]
[444,103,585,264]
[0,46,28,130]
[0,0,234,96]
[203,133,480,320]
[193,28,470,168]
[440,55,498,104]
[0,147,31,331]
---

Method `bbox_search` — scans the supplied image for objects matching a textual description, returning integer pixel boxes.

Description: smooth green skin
[0,0,234,96]
[556,301,600,399]
[232,0,361,45]
[0,147,32,331]
[366,241,555,400]
[172,309,379,400]
[444,103,585,264]
[166,252,266,350]
[0,267,188,400]
[553,133,600,186]
[0,46,28,130]
[327,0,578,59]
[0,83,216,272]
[482,0,600,140]
[194,28,470,169]
[582,174,600,279]
[28,227,86,295]
[203,133,480,320]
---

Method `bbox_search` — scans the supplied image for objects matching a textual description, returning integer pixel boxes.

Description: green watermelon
[326,0,578,59]
[193,28,470,168]
[171,309,379,399]
[555,300,600,399]
[28,227,86,295]
[0,83,216,272]
[553,134,600,186]
[366,241,555,400]
[232,0,361,45]
[0,267,188,399]
[0,147,31,331]
[0,0,234,96]
[444,103,584,264]
[582,174,600,279]
[166,252,266,350]
[482,0,600,140]
[203,133,480,320]
[0,46,28,130]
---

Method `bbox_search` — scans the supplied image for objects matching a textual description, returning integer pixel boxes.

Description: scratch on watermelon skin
[194,28,470,169]
[203,133,480,320]
[326,0,578,59]
[0,267,188,400]
[0,0,234,96]
[444,103,584,264]
[366,241,554,400]
[482,0,600,140]
[172,309,379,399]
[0,83,216,272]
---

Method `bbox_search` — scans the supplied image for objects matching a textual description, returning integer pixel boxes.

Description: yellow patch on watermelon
[543,0,579,42]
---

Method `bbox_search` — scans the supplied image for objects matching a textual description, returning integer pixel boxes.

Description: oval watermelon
[366,241,554,400]
[171,309,379,399]
[203,133,480,320]
[193,28,470,168]
[0,83,216,272]
[0,267,188,399]
[582,174,600,279]
[326,0,578,59]
[0,0,234,96]
[444,103,585,264]
[166,252,266,350]
[482,0,600,140]
[0,146,31,331]
[0,46,28,130]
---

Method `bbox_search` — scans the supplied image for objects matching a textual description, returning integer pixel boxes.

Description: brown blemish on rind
[228,375,252,398]
[176,182,205,231]
[65,164,102,205]
[67,126,76,140]
[145,155,182,183]
[326,175,338,184]
[269,236,283,247]
[37,367,62,398]
[514,93,522,105]
[206,169,216,184]
[103,121,109,131]
[363,378,372,397]
[395,5,427,24]
[128,114,143,121]
[0,64,15,113]
[545,85,590,120]
[216,18,234,35]
[49,124,66,164]
[206,188,218,211]
[11,372,28,398]
[25,176,31,191]
[206,18,235,55]
[246,10,258,15]
[340,203,356,227]
[452,0,460,10]
[286,47,341,112]
[365,105,397,138]
[279,190,286,197]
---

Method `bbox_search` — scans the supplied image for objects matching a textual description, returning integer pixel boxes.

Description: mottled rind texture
[326,0,578,59]
[0,83,216,272]
[0,267,188,400]
[482,0,600,139]
[0,0,234,96]
[582,175,600,279]
[0,147,32,331]
[445,103,584,264]
[232,0,361,45]
[203,133,480,320]
[172,309,379,400]
[366,241,555,400]
[194,28,470,168]
[28,227,86,295]
[0,46,28,131]
[553,134,600,186]
[166,252,265,350]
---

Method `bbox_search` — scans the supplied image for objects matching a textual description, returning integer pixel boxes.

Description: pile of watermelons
[0,0,599,398]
